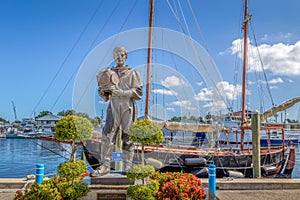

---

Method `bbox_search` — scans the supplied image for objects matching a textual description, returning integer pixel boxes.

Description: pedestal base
[90,171,134,185]
[91,171,134,199]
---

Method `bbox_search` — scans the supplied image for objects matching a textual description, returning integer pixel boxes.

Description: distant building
[35,114,62,134]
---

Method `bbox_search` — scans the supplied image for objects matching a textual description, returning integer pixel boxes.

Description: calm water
[0,138,299,178]
[0,138,85,178]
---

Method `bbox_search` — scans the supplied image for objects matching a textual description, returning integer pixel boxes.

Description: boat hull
[83,139,294,178]
[260,138,298,146]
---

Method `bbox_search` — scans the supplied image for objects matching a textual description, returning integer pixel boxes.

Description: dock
[1,178,300,199]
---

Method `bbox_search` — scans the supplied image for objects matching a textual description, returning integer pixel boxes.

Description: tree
[57,110,100,127]
[0,117,9,123]
[57,110,76,116]
[92,116,101,127]
[14,120,21,124]
[54,115,94,162]
[36,111,52,119]
[170,116,179,121]
[197,116,204,122]
[189,115,197,121]
[128,119,164,165]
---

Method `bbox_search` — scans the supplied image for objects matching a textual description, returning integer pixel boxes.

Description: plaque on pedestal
[97,189,127,200]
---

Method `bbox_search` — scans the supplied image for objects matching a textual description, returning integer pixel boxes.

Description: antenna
[12,101,18,121]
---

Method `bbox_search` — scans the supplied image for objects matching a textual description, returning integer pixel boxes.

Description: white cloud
[170,100,196,110]
[194,81,242,102]
[166,107,175,112]
[197,81,204,86]
[261,34,268,41]
[194,88,213,101]
[152,89,177,96]
[202,100,227,112]
[161,75,185,87]
[170,100,191,107]
[279,32,293,39]
[269,85,278,89]
[287,78,293,83]
[228,39,300,76]
[268,77,284,84]
[248,77,285,85]
[261,32,292,42]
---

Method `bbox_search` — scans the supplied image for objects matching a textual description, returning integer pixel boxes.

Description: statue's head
[113,46,128,66]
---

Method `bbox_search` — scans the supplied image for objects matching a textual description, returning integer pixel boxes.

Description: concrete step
[0,178,27,189]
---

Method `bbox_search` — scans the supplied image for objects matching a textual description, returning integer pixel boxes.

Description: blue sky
[0,0,300,123]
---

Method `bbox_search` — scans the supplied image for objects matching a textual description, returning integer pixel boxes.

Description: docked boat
[260,129,299,146]
[219,111,300,146]
[81,0,296,178]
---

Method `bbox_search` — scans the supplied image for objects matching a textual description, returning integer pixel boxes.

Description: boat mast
[145,0,154,119]
[12,101,18,122]
[241,0,249,150]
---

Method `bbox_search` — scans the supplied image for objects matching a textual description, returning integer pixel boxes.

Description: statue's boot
[90,162,110,177]
[90,143,114,177]
[123,142,134,171]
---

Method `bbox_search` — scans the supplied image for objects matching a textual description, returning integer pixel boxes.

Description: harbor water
[0,138,85,178]
[0,138,299,178]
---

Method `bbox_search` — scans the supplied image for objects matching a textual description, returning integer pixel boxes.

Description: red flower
[152,172,206,200]
[81,172,90,177]
[15,190,22,195]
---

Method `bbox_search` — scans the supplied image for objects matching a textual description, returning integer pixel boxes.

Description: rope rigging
[249,20,275,108]
[30,1,104,117]
[73,0,139,111]
[166,0,231,114]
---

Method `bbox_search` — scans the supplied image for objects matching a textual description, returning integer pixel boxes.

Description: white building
[35,114,62,134]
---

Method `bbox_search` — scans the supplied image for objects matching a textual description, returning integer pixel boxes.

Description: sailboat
[82,0,295,178]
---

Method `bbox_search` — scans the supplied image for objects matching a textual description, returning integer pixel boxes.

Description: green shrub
[54,115,94,162]
[14,181,61,200]
[58,160,86,181]
[14,175,90,200]
[126,119,164,200]
[128,119,164,145]
[126,181,159,200]
[126,164,155,181]
[54,115,93,142]
[14,115,92,200]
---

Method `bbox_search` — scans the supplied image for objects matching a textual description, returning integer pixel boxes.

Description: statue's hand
[112,89,133,97]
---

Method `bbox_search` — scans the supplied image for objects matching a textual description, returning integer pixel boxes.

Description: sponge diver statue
[91,46,142,176]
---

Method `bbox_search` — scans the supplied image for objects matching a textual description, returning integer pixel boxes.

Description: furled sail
[261,97,300,122]
[151,119,231,133]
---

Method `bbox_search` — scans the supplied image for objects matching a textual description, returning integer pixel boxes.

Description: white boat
[220,118,300,146]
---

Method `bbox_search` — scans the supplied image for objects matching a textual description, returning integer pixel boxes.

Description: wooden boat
[83,0,295,178]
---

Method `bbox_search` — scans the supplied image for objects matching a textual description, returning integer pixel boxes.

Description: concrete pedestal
[90,171,134,200]
[90,171,134,185]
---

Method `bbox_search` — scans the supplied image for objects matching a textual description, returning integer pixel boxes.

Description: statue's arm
[130,70,143,100]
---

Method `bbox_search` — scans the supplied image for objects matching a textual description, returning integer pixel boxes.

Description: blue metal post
[36,164,44,184]
[208,164,216,198]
